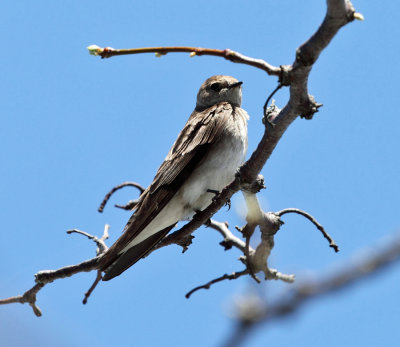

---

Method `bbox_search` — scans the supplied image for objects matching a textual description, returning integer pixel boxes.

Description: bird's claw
[206,189,231,211]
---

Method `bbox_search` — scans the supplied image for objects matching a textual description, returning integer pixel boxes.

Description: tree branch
[276,208,339,252]
[224,232,400,347]
[0,225,109,316]
[98,181,145,213]
[1,0,363,315]
[87,45,281,76]
[185,270,249,299]
[122,0,360,249]
[183,191,337,297]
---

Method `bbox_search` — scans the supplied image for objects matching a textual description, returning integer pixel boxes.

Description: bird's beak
[228,81,243,89]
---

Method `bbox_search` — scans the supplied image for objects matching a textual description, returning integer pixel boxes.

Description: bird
[99,75,249,281]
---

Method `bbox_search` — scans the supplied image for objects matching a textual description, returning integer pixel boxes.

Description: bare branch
[115,200,139,211]
[67,224,109,255]
[87,45,281,76]
[207,220,245,252]
[98,181,145,213]
[2,0,362,316]
[82,271,103,305]
[0,283,44,317]
[185,270,249,299]
[92,0,360,258]
[0,225,109,316]
[276,208,339,252]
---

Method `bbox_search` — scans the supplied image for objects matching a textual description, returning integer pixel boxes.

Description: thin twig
[185,270,249,299]
[67,224,109,254]
[207,220,246,252]
[276,208,339,252]
[82,271,103,304]
[0,283,44,317]
[115,200,140,211]
[87,46,281,76]
[98,181,145,213]
[0,227,108,316]
[263,83,283,119]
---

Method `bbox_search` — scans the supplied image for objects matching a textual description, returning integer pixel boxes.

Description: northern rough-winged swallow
[99,75,249,280]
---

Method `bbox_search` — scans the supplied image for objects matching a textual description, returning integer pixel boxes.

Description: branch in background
[0,225,109,316]
[224,232,400,347]
[185,270,249,299]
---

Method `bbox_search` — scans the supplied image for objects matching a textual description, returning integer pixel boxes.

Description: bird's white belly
[179,133,246,216]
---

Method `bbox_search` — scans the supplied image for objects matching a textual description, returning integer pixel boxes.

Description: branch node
[100,47,115,59]
[262,102,281,127]
[155,52,167,57]
[299,95,323,120]
[241,175,266,194]
[278,65,292,86]
[177,234,195,253]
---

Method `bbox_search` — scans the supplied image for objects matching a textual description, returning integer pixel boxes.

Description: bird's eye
[210,82,221,91]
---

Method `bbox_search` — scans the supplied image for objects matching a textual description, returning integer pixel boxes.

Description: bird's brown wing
[99,102,234,278]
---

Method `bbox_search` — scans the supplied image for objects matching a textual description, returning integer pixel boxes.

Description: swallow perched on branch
[100,75,249,280]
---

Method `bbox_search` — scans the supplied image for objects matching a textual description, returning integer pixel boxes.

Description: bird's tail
[101,224,175,281]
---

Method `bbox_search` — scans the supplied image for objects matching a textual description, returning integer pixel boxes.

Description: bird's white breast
[121,107,248,249]
[179,107,248,215]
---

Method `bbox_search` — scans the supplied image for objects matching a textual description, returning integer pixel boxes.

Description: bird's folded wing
[99,102,234,271]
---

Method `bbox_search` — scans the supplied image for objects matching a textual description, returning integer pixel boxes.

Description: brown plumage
[99,76,249,281]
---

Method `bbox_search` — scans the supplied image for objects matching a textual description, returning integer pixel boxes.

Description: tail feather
[102,225,175,281]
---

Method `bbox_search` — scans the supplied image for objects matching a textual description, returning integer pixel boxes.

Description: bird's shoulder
[165,102,234,160]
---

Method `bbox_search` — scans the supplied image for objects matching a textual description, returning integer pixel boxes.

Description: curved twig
[263,83,283,120]
[276,208,339,252]
[185,270,249,299]
[98,181,145,213]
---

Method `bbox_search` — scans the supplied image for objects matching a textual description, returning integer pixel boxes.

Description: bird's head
[196,75,243,111]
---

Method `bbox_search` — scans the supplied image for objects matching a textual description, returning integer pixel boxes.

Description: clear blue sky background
[1,1,399,346]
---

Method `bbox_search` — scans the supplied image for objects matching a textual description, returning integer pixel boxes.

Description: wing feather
[99,102,234,272]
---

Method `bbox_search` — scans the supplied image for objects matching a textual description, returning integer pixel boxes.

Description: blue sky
[1,1,399,346]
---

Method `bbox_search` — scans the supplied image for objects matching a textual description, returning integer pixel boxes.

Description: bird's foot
[206,189,231,211]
